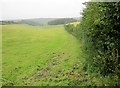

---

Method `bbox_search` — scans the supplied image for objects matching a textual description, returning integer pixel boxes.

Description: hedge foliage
[64,2,120,76]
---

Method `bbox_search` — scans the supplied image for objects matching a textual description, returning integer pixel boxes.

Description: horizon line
[0,16,81,21]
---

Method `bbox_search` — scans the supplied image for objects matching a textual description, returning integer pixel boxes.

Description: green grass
[2,24,83,86]
[2,24,117,86]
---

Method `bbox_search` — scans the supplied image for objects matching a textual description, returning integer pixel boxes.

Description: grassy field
[2,24,85,86]
[2,24,117,86]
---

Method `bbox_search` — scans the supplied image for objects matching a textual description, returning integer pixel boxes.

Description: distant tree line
[48,18,78,25]
[0,21,17,25]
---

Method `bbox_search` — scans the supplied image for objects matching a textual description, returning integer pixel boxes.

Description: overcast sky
[0,0,90,21]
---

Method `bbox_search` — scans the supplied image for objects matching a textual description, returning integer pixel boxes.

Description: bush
[65,2,120,76]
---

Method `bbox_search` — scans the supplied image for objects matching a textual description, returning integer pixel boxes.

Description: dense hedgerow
[65,2,120,76]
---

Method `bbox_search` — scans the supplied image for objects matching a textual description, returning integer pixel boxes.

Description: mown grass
[2,24,84,86]
[2,24,117,86]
